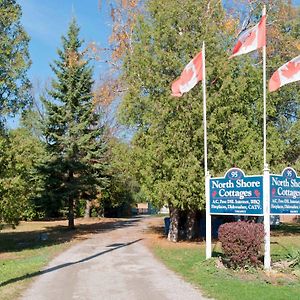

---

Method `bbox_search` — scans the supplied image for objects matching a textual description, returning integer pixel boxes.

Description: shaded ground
[144,218,202,250]
[0,217,139,255]
[19,216,208,300]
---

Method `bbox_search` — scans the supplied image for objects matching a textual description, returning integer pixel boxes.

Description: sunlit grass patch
[150,221,300,300]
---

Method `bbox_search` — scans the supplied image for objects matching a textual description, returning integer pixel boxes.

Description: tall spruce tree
[43,19,107,228]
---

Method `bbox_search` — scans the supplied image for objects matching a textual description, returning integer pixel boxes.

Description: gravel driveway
[21,216,208,300]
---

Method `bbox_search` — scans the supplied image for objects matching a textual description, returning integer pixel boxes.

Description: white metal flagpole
[202,43,208,176]
[263,165,271,269]
[203,41,212,259]
[263,5,267,169]
[262,5,271,270]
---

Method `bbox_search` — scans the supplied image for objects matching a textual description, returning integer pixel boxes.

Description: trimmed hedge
[218,221,264,268]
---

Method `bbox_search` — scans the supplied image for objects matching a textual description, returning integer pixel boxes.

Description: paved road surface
[21,217,208,300]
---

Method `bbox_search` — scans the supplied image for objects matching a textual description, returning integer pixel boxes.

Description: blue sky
[8,0,299,129]
[18,0,112,82]
[6,0,112,128]
[18,0,300,83]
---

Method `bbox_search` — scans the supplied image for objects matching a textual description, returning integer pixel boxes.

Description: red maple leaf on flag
[254,190,260,197]
[281,61,300,79]
[212,191,217,197]
[180,67,194,84]
[272,188,276,196]
[243,30,256,47]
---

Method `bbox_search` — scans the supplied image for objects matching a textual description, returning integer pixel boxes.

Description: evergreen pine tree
[43,19,107,228]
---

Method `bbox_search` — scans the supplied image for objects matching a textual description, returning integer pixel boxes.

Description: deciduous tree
[118,0,298,241]
[0,128,46,227]
[0,0,31,123]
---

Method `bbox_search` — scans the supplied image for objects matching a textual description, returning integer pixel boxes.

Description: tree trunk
[84,200,92,218]
[186,210,196,241]
[168,205,179,242]
[68,170,75,229]
[68,196,75,229]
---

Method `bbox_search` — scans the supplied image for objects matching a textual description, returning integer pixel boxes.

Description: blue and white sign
[270,168,300,215]
[210,168,263,215]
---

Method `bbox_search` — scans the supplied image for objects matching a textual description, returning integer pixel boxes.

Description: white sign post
[205,172,211,259]
[263,166,271,270]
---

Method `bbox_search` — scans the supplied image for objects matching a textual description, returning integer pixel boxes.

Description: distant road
[21,216,208,300]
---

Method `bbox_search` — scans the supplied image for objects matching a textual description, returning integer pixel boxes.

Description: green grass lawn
[0,244,70,300]
[0,222,76,300]
[153,223,300,300]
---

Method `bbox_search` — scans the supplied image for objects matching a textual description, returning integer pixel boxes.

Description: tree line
[116,0,299,241]
[0,0,299,239]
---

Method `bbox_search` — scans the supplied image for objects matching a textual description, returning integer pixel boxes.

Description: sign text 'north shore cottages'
[270,168,300,215]
[210,168,263,215]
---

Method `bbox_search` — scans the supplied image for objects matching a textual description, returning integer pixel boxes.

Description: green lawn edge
[153,246,300,300]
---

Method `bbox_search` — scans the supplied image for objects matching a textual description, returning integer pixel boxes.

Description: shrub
[218,221,264,268]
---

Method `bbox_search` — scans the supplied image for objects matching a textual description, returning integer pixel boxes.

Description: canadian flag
[230,14,266,58]
[171,51,203,97]
[269,55,300,92]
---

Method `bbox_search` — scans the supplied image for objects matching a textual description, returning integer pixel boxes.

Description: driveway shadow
[0,238,143,287]
[0,217,143,253]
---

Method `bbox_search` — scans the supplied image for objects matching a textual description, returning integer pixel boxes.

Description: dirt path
[21,216,208,300]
